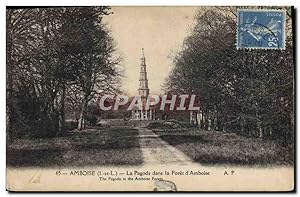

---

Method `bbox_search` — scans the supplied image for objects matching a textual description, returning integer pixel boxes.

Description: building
[131,48,155,120]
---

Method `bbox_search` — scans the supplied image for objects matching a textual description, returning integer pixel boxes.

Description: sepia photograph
[6,5,295,192]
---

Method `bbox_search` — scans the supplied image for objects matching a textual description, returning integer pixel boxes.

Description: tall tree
[164,7,294,143]
[6,7,121,137]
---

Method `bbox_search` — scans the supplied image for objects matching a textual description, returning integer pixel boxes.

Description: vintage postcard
[6,6,295,192]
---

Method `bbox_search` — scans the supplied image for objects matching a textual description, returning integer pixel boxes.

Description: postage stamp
[237,9,286,49]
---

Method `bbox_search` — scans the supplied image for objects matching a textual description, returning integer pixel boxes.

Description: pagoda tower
[138,48,149,98]
[131,48,155,120]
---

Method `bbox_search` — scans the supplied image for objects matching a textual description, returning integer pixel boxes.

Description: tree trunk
[78,98,88,130]
[201,111,204,129]
[207,110,211,131]
[58,83,66,134]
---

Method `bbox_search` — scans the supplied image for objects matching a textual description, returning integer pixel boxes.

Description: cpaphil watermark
[98,95,200,111]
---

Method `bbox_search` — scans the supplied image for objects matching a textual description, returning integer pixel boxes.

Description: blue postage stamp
[237,9,286,50]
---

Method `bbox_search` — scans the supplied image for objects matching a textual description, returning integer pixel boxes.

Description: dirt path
[137,127,193,165]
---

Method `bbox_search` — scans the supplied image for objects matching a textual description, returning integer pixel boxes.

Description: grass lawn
[7,127,143,167]
[153,129,293,166]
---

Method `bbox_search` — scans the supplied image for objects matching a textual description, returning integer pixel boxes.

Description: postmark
[237,9,286,50]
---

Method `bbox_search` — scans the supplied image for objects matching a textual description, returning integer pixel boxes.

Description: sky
[104,7,198,96]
